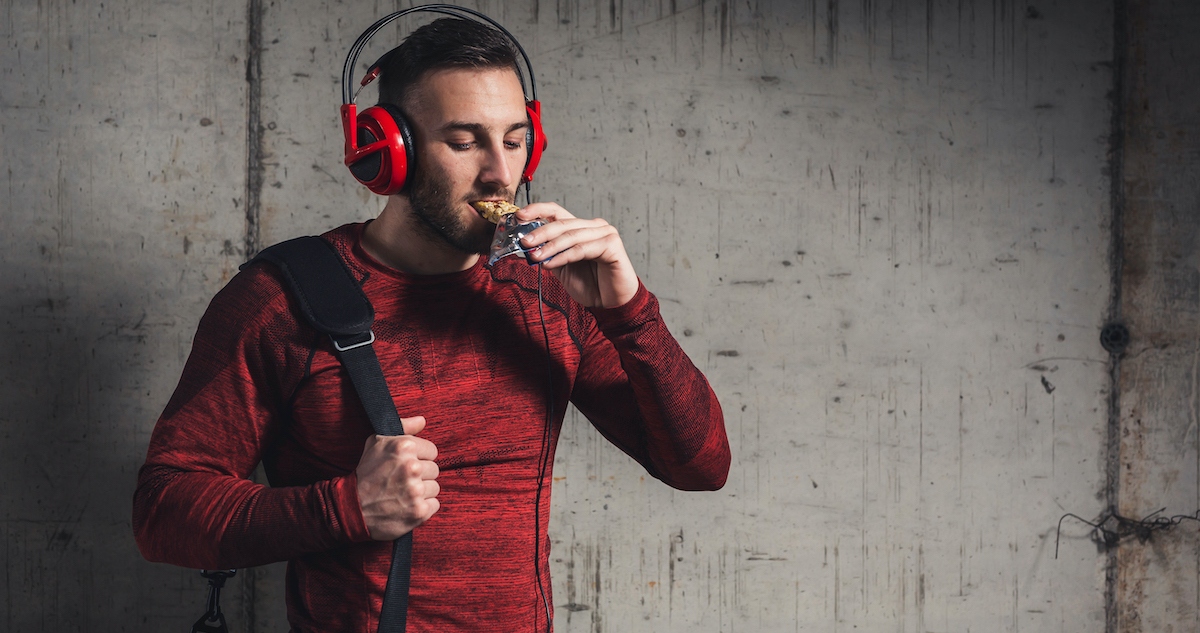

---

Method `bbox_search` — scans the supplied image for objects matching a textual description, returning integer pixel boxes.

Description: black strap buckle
[191,569,237,633]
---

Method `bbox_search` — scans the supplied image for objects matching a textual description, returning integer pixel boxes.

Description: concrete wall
[1,0,256,629]
[1113,0,1200,630]
[0,0,1194,631]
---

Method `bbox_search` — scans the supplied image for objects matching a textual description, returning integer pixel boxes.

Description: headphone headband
[341,4,537,105]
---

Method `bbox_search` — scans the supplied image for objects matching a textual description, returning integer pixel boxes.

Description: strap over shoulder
[239,235,411,633]
[242,236,374,337]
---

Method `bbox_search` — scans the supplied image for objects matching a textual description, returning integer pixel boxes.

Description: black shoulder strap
[242,236,413,633]
[248,237,403,436]
[250,236,374,334]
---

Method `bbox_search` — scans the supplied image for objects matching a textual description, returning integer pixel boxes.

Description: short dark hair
[377,17,522,109]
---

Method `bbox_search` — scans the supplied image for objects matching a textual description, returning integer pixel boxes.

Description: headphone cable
[532,257,555,632]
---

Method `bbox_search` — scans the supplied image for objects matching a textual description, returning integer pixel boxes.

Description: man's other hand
[517,203,639,309]
[355,416,441,540]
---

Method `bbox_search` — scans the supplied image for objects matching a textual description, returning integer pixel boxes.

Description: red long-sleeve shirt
[133,223,729,632]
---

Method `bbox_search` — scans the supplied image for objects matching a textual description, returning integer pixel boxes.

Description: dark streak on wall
[1104,1,1128,631]
[240,1,265,626]
[245,0,265,260]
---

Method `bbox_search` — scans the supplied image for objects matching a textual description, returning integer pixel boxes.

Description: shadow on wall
[0,276,256,629]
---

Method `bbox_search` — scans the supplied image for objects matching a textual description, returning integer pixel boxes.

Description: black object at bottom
[191,612,228,633]
[192,570,236,633]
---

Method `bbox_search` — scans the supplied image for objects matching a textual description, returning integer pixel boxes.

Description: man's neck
[361,197,480,275]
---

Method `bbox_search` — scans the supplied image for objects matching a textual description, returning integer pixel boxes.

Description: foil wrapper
[487,214,546,266]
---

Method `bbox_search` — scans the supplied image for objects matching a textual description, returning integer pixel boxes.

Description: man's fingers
[516,201,572,223]
[366,416,437,461]
[356,425,442,540]
[525,220,619,264]
[406,455,440,481]
[400,478,441,524]
[511,201,639,308]
[521,216,611,249]
[400,415,426,436]
[384,434,438,461]
[422,497,441,519]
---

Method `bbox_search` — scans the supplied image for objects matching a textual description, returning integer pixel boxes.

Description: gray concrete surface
[1112,0,1200,629]
[0,0,1195,631]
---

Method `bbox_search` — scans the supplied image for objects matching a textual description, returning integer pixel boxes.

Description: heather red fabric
[133,223,729,633]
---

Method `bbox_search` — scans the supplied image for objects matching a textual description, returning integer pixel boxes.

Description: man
[134,16,730,633]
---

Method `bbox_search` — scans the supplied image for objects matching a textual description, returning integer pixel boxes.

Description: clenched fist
[355,416,441,541]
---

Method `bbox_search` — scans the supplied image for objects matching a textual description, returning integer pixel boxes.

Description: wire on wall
[1056,508,1200,558]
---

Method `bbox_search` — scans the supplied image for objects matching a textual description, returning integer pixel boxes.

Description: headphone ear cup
[346,104,415,195]
[522,100,547,184]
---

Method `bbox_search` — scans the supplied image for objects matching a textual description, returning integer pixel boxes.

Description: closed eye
[439,121,529,152]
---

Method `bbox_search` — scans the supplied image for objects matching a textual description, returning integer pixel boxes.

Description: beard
[406,164,511,256]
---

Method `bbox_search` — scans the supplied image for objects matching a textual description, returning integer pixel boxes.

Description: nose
[478,140,514,187]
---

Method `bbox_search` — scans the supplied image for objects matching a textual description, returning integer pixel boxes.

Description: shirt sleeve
[569,281,731,491]
[132,266,372,570]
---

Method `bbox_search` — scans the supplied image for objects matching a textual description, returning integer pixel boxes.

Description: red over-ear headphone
[340,5,548,196]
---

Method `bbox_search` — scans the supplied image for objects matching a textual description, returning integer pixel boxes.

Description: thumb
[400,415,427,436]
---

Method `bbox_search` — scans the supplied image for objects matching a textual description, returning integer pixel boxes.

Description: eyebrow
[438,121,529,135]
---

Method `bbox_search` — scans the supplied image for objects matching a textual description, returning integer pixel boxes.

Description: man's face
[402,67,530,254]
